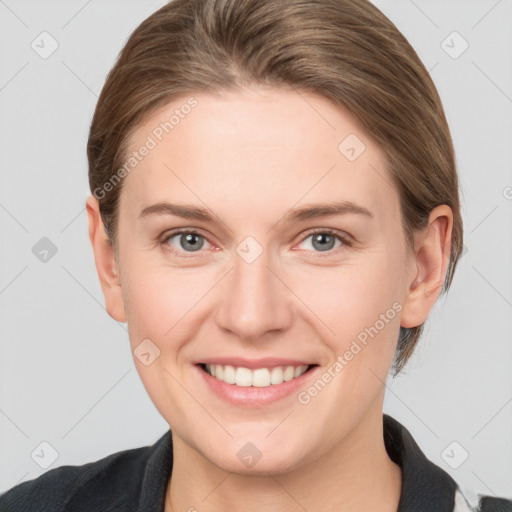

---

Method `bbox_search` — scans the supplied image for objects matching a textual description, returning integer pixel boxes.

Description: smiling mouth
[199,363,317,387]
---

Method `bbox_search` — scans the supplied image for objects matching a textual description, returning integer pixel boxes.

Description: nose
[214,246,293,342]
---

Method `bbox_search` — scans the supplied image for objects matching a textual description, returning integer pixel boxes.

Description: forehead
[120,86,399,226]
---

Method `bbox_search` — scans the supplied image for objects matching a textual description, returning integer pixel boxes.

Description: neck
[165,404,401,512]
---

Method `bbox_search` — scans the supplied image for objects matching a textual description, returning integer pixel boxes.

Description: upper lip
[196,357,316,370]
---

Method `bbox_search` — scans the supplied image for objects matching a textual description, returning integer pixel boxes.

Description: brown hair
[87,0,463,374]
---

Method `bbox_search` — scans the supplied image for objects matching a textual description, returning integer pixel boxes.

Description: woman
[1,0,510,510]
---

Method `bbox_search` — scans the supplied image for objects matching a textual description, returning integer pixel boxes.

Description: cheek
[120,245,202,333]
[291,255,405,338]
[124,275,191,348]
[285,251,406,402]
[120,256,222,387]
[119,260,205,418]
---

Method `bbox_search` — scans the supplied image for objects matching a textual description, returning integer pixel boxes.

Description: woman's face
[104,86,420,473]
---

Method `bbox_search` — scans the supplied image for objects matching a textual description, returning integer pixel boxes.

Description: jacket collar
[384,414,457,511]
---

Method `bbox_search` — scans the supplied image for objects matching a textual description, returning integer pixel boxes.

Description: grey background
[1,0,511,500]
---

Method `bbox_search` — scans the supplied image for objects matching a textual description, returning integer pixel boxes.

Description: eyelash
[159,228,353,258]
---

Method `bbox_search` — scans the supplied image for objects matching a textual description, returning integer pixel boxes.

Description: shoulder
[454,488,512,512]
[0,447,150,512]
[0,431,173,512]
[383,415,512,512]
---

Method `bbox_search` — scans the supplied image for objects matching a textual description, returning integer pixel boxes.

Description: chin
[200,437,309,476]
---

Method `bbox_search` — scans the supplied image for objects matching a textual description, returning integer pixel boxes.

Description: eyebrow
[139,200,373,223]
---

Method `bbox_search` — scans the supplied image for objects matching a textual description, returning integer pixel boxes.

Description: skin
[86,85,453,512]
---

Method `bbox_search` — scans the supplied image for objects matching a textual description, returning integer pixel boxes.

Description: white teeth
[270,367,283,385]
[204,364,309,387]
[235,367,252,387]
[223,365,236,384]
[283,366,295,381]
[252,368,270,387]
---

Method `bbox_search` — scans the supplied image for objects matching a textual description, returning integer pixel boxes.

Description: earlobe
[85,195,127,323]
[400,205,453,329]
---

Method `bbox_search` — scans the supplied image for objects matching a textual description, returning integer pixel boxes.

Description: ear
[85,195,127,323]
[400,204,453,328]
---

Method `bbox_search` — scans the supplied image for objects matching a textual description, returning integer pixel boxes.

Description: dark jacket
[0,414,510,511]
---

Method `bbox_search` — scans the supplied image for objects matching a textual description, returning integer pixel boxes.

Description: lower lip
[196,364,318,406]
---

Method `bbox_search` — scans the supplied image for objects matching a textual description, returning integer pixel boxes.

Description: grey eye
[300,232,343,252]
[168,232,207,252]
[311,233,336,251]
